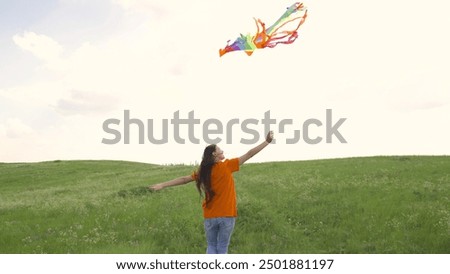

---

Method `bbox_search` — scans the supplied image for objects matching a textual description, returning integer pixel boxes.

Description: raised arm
[149,175,194,191]
[239,131,274,165]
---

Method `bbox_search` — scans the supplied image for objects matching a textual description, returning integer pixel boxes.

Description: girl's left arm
[149,175,194,191]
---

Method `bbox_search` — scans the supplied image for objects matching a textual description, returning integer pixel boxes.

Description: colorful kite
[219,2,308,57]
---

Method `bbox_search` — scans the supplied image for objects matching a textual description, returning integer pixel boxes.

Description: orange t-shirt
[191,158,240,218]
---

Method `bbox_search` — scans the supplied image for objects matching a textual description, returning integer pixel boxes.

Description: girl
[149,131,274,254]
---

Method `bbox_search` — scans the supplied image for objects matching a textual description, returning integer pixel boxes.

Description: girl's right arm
[149,175,194,191]
[239,131,274,165]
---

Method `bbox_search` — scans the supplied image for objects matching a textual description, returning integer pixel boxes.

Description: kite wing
[219,2,308,57]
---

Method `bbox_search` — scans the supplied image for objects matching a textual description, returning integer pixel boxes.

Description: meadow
[0,156,448,254]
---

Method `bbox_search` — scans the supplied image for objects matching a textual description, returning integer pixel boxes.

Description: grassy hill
[0,156,449,254]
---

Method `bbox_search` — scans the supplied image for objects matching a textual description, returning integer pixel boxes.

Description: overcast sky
[1,0,449,164]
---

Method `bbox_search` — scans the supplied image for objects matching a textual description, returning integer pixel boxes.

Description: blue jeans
[204,217,236,254]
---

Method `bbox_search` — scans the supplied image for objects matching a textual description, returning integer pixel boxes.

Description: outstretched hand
[148,184,163,191]
[266,131,274,143]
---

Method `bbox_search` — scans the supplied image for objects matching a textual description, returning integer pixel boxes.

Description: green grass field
[0,156,449,254]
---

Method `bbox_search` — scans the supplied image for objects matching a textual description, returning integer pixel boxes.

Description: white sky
[1,0,449,164]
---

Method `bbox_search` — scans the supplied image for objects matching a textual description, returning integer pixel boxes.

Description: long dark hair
[195,144,217,206]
